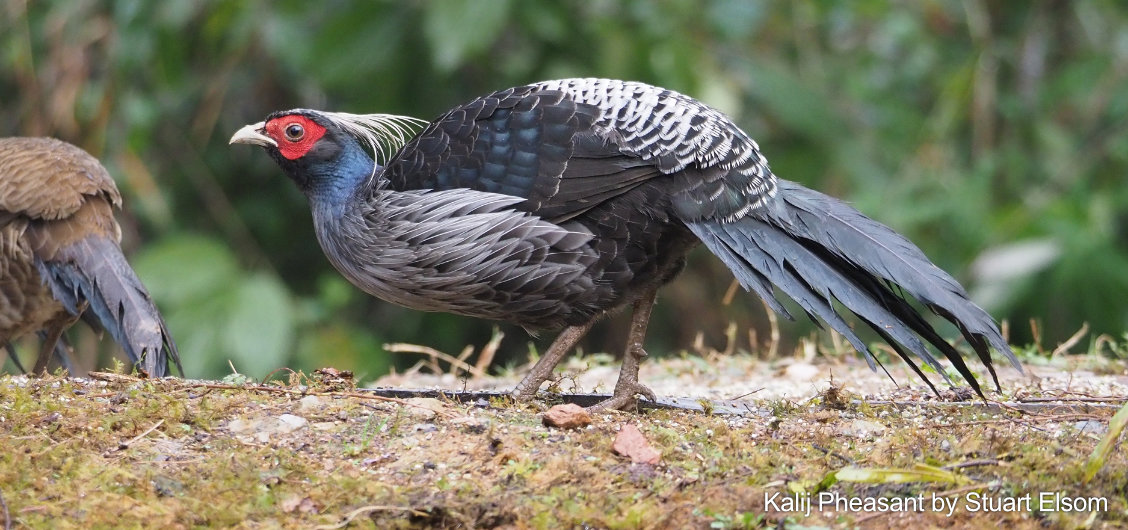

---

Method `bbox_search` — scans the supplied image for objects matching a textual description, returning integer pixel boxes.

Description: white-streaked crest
[318,111,429,171]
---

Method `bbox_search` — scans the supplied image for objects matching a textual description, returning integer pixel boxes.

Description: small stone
[612,424,661,464]
[542,404,592,429]
[227,419,251,433]
[277,414,309,433]
[451,416,490,434]
[1074,419,1107,436]
[404,398,446,419]
[298,395,324,412]
[784,362,819,381]
[839,419,885,439]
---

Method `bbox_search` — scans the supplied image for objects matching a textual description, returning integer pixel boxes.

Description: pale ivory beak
[229,122,276,147]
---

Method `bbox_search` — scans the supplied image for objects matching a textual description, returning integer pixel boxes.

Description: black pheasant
[0,137,180,377]
[231,78,1019,410]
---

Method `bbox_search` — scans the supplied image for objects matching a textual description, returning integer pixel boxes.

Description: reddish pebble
[542,404,592,429]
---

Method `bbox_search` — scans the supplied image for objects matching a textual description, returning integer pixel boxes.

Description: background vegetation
[3,0,1127,379]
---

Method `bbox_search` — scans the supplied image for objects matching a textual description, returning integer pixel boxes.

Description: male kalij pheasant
[231,78,1019,410]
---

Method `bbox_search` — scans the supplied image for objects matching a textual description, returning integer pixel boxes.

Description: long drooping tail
[685,179,1019,396]
[35,235,181,377]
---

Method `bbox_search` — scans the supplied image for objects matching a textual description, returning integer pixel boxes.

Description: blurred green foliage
[3,0,1128,378]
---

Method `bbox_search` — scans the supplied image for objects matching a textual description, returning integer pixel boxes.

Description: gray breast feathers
[314,188,603,327]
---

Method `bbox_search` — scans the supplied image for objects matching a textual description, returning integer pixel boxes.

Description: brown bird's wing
[0,137,122,222]
[0,137,180,377]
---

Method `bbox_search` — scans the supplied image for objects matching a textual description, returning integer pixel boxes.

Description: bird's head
[230,109,427,196]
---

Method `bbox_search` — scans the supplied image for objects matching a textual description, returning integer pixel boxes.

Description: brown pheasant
[0,137,179,376]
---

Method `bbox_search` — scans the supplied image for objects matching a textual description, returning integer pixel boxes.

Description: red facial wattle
[264,115,327,160]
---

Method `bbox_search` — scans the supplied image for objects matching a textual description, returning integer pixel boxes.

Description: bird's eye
[284,123,305,141]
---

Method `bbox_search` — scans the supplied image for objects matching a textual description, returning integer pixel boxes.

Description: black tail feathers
[686,179,1019,397]
[36,236,181,377]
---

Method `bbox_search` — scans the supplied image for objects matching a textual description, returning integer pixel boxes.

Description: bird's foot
[509,323,593,405]
[587,382,657,412]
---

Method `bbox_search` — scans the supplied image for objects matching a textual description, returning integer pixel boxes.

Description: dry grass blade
[942,459,1006,470]
[112,419,165,452]
[474,327,504,374]
[314,505,429,529]
[721,278,740,306]
[384,342,486,378]
[1051,322,1090,357]
[760,297,779,359]
[834,463,969,485]
[1018,396,1126,403]
[1,486,10,530]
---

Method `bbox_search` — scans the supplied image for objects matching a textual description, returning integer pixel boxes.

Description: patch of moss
[0,370,1124,528]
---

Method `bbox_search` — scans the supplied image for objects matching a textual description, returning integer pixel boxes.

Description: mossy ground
[0,354,1125,529]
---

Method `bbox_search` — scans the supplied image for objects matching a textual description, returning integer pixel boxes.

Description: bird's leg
[31,322,70,375]
[3,342,29,373]
[31,306,83,375]
[511,321,595,402]
[590,287,659,412]
[52,336,76,376]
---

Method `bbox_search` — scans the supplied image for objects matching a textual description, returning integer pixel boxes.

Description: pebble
[1073,419,1107,436]
[298,395,324,412]
[277,414,309,433]
[784,362,820,382]
[404,398,446,420]
[451,416,490,433]
[542,404,592,429]
[838,418,886,439]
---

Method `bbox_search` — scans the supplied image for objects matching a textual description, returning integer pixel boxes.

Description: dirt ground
[0,349,1125,529]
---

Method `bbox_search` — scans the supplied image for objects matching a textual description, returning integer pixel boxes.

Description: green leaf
[162,296,226,378]
[221,273,295,377]
[423,0,512,71]
[133,234,239,306]
[134,234,296,378]
[1083,400,1128,482]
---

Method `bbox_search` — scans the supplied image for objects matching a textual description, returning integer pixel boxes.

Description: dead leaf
[612,424,661,464]
[542,404,592,429]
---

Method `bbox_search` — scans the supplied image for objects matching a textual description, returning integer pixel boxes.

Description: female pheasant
[232,78,1019,410]
[0,137,179,376]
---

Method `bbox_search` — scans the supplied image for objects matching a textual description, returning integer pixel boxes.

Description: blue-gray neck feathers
[306,137,379,222]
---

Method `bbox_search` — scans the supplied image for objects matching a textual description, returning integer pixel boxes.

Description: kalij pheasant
[0,137,180,377]
[231,78,1019,410]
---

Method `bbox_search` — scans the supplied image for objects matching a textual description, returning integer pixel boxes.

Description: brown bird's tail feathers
[35,235,181,377]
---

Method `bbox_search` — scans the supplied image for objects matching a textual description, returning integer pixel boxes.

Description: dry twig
[112,419,165,452]
[942,459,1006,470]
